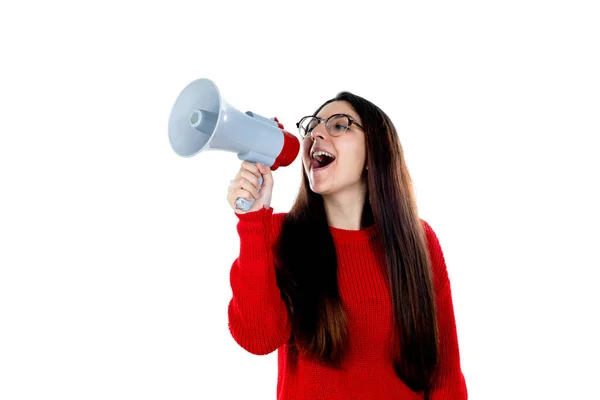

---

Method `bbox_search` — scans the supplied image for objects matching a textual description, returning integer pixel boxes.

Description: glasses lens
[326,115,351,137]
[299,117,319,137]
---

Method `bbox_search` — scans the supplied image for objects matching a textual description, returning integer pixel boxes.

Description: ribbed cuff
[235,206,273,229]
[235,206,274,262]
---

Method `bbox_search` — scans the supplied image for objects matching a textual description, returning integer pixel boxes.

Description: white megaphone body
[168,78,300,211]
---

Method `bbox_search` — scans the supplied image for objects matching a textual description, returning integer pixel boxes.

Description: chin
[309,180,334,196]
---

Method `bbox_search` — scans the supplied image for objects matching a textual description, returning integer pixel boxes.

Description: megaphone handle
[235,175,264,212]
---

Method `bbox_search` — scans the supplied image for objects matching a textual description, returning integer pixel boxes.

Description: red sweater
[228,206,468,399]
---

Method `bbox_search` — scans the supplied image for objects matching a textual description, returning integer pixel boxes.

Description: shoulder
[420,219,438,250]
[419,218,450,294]
[419,218,441,255]
[272,210,288,226]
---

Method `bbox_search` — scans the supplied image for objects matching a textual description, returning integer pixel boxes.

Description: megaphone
[168,78,300,211]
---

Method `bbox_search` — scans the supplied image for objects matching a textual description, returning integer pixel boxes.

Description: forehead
[316,101,361,123]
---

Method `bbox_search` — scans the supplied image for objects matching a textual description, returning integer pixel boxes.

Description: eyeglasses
[296,113,364,139]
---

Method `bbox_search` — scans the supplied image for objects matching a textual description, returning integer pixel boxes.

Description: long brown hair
[273,91,439,393]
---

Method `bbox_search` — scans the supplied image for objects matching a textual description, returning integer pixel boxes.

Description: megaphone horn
[168,78,300,212]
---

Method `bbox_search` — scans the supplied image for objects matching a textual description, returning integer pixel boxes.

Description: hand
[227,161,274,214]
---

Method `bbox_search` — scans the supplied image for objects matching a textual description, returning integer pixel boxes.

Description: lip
[310,145,336,159]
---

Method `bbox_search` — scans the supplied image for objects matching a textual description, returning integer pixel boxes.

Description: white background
[1,1,599,399]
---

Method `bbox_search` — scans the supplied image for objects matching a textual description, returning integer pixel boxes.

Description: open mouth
[311,151,336,170]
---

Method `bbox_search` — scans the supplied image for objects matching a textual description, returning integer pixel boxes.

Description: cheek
[301,138,311,154]
[300,139,311,163]
[341,140,366,170]
[357,139,367,165]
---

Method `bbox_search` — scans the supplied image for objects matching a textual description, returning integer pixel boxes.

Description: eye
[307,119,318,133]
[328,115,351,133]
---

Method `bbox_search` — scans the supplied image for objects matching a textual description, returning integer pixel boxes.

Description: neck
[322,182,369,230]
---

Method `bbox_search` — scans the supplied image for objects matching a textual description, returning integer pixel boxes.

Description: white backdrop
[1,1,599,399]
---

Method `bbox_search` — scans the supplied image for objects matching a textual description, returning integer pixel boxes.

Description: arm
[227,206,291,355]
[422,221,468,399]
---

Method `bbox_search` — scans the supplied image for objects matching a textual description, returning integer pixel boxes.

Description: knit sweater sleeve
[227,206,291,355]
[422,220,468,399]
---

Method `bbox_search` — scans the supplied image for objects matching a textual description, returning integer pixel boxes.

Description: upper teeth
[312,151,334,159]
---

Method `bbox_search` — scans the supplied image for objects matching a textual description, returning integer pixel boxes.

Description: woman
[226,91,468,399]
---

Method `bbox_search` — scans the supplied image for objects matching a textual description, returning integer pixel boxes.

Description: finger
[228,179,237,191]
[231,189,254,207]
[229,174,260,198]
[238,177,260,199]
[258,164,273,186]
[239,170,261,191]
[241,161,262,179]
[256,163,266,175]
[228,191,248,210]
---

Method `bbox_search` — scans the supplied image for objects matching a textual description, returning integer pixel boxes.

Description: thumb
[258,163,273,187]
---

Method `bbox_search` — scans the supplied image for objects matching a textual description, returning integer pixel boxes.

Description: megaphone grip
[235,175,264,212]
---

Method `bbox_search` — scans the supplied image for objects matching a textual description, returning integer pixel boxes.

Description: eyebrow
[316,112,361,123]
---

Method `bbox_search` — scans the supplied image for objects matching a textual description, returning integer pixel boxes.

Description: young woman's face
[300,100,367,196]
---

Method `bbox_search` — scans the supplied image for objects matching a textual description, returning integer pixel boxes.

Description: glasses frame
[295,113,364,139]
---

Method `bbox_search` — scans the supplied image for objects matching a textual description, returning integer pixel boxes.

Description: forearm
[227,207,291,355]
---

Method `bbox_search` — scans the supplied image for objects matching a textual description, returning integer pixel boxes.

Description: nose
[310,122,328,141]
